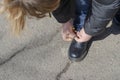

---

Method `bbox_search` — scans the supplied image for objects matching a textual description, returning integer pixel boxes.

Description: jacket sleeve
[84,0,120,36]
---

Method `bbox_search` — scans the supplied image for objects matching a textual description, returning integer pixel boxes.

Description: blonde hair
[0,0,60,35]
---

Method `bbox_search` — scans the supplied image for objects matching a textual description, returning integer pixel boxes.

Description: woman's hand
[75,28,92,42]
[61,21,76,41]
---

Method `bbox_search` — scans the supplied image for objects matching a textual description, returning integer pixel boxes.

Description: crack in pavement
[56,61,73,80]
[0,47,26,66]
[0,28,61,66]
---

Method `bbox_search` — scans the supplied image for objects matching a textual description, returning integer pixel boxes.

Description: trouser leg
[52,0,75,23]
[84,0,120,36]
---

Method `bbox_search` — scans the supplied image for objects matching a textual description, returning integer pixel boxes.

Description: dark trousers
[53,0,120,36]
[84,0,120,36]
[52,0,75,23]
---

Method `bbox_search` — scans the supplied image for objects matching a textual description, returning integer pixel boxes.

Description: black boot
[113,9,120,26]
[68,39,89,62]
[112,9,120,34]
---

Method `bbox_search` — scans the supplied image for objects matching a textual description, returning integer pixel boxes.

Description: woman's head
[22,0,60,18]
[0,0,60,35]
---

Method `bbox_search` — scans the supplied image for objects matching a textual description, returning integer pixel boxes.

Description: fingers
[75,34,82,42]
[61,21,77,41]
[68,33,76,38]
[75,28,92,42]
[62,34,72,41]
[63,37,73,41]
[61,28,76,41]
[62,32,75,41]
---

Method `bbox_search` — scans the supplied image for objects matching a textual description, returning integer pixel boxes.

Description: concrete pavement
[0,15,120,80]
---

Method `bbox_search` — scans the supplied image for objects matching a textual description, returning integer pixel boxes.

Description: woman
[0,0,90,62]
[1,0,118,62]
